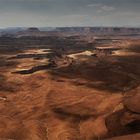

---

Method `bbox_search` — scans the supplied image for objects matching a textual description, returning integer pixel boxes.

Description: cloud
[95,5,115,13]
[87,3,115,12]
[100,5,115,11]
[87,3,102,7]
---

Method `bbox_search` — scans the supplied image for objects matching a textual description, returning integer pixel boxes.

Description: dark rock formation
[27,27,40,32]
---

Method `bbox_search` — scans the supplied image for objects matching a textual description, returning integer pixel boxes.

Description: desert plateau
[0,27,140,140]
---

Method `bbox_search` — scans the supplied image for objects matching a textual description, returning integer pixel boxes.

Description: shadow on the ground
[12,63,55,75]
[50,55,140,93]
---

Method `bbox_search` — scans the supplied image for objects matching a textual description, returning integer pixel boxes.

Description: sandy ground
[0,70,123,140]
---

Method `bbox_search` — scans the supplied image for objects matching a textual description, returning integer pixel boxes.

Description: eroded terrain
[0,35,140,140]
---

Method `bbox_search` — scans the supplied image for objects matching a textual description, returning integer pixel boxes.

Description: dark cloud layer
[0,0,140,27]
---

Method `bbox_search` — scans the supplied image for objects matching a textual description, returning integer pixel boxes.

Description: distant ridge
[0,27,140,37]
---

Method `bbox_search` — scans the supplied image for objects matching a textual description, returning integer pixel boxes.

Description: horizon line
[1,26,140,29]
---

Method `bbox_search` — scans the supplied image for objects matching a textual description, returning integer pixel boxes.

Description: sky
[0,0,140,27]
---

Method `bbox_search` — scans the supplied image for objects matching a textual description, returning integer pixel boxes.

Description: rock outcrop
[105,88,140,139]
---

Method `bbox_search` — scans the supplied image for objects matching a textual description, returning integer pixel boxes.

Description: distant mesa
[15,27,42,37]
[27,27,40,32]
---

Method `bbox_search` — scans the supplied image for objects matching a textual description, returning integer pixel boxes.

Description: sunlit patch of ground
[68,50,95,59]
[14,58,49,71]
[7,49,51,72]
[112,50,140,56]
[22,48,51,54]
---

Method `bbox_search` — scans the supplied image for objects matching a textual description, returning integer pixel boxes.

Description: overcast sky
[0,0,140,27]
